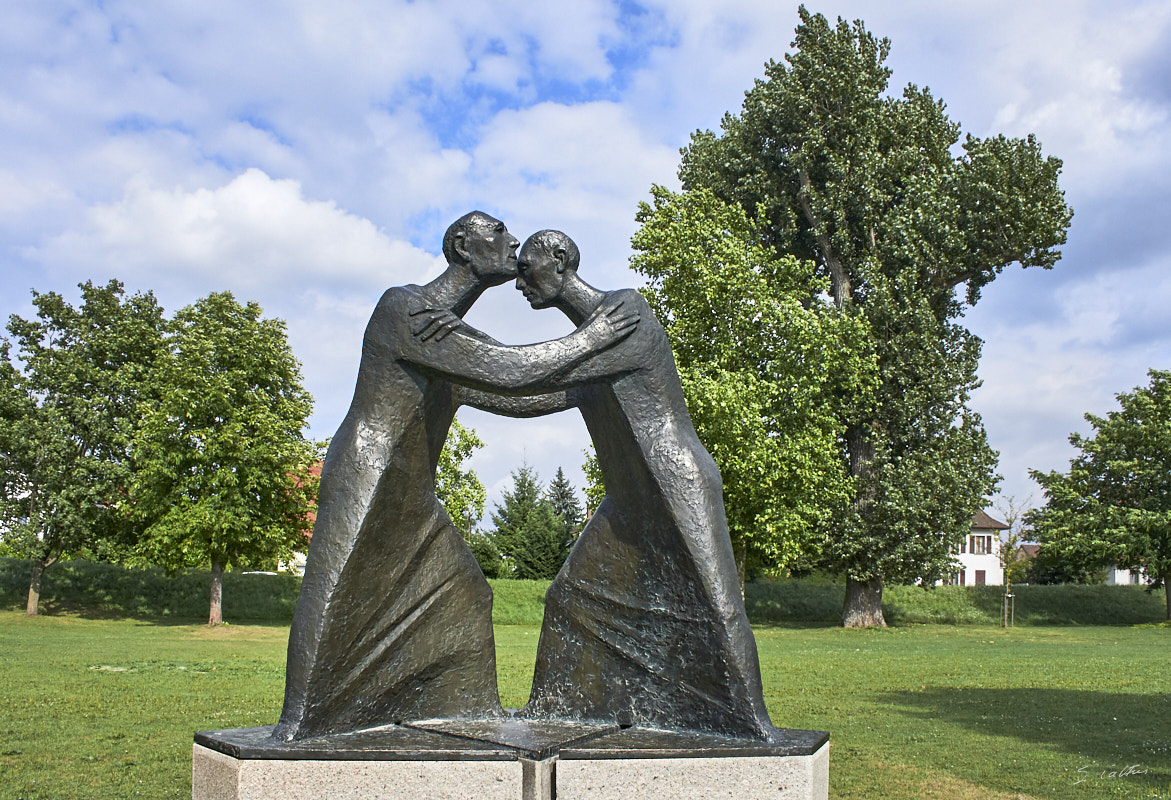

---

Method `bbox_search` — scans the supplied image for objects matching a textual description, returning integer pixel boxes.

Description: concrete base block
[556,747,829,799]
[193,744,520,800]
[193,722,829,800]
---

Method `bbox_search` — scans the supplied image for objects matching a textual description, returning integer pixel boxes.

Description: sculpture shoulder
[361,286,421,353]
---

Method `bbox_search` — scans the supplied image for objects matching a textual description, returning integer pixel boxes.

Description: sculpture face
[466,215,520,285]
[515,242,563,309]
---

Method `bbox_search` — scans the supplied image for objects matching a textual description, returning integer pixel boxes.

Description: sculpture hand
[410,307,463,341]
[580,297,639,349]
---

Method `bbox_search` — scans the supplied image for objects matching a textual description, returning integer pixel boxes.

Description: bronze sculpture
[274,213,638,741]
[276,215,772,742]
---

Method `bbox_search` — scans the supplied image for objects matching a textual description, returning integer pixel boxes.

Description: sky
[3,0,1170,524]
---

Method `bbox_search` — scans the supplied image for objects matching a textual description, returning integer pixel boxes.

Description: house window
[958,570,966,586]
[1131,572,1141,585]
[975,570,986,586]
[969,535,992,555]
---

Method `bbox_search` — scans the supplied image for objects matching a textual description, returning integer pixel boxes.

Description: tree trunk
[1165,580,1170,622]
[26,559,46,617]
[732,536,747,601]
[208,561,225,626]
[841,576,886,628]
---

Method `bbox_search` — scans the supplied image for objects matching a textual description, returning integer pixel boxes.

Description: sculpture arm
[455,386,578,417]
[397,295,638,395]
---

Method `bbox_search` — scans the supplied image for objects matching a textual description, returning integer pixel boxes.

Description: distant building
[280,461,322,576]
[940,510,1008,586]
[1104,566,1145,585]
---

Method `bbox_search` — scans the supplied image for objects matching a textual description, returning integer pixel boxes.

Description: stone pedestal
[193,720,828,800]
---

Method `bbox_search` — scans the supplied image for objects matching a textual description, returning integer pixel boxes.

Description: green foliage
[1029,369,1171,618]
[434,417,487,536]
[545,467,583,551]
[128,292,317,619]
[631,185,874,571]
[673,8,1070,612]
[580,446,605,513]
[489,465,565,580]
[0,280,167,613]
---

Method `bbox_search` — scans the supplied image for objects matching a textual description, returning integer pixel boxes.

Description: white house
[941,510,1008,586]
[1104,566,1146,585]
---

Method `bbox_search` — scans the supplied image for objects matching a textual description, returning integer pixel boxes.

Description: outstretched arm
[395,294,637,395]
[455,386,578,417]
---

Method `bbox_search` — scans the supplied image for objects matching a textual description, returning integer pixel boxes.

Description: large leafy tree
[129,292,316,625]
[631,185,874,585]
[0,281,166,615]
[675,7,1070,625]
[490,465,565,580]
[1028,370,1171,620]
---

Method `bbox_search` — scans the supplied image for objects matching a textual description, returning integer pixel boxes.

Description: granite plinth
[194,721,828,800]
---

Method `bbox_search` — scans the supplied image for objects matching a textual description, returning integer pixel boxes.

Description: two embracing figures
[273,211,776,743]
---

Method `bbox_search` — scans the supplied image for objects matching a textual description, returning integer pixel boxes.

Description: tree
[674,7,1071,625]
[129,292,316,625]
[581,446,605,514]
[434,417,501,577]
[0,280,166,615]
[631,185,874,585]
[435,417,487,537]
[1028,370,1171,619]
[994,495,1032,586]
[545,467,584,551]
[489,465,565,580]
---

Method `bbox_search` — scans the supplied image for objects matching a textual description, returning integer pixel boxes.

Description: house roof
[972,510,1009,531]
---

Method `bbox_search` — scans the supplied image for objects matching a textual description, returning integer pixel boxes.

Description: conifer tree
[546,467,584,551]
[490,466,565,580]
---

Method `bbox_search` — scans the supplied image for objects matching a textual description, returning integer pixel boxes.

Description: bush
[747,576,1167,626]
[0,557,300,621]
[5,557,1164,626]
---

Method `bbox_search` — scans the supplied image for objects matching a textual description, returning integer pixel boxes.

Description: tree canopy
[1028,369,1171,619]
[631,185,874,581]
[128,292,317,624]
[0,280,166,615]
[669,7,1071,625]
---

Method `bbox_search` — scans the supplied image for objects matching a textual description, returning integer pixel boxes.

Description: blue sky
[4,0,1170,520]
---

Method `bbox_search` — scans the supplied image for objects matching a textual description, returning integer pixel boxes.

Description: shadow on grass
[883,687,1171,790]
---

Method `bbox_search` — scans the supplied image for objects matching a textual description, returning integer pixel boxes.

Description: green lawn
[0,613,1167,799]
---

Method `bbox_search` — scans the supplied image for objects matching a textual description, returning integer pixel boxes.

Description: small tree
[130,292,316,625]
[546,467,584,552]
[1028,369,1171,619]
[995,495,1032,586]
[0,281,166,615]
[490,465,565,580]
[435,417,487,537]
[581,447,605,515]
[434,417,500,577]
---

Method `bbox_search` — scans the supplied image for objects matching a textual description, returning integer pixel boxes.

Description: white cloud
[30,169,444,295]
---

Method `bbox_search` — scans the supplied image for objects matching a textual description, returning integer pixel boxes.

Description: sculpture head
[443,211,519,286]
[516,230,580,309]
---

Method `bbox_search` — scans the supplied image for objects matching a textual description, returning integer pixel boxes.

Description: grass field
[1,612,1167,800]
